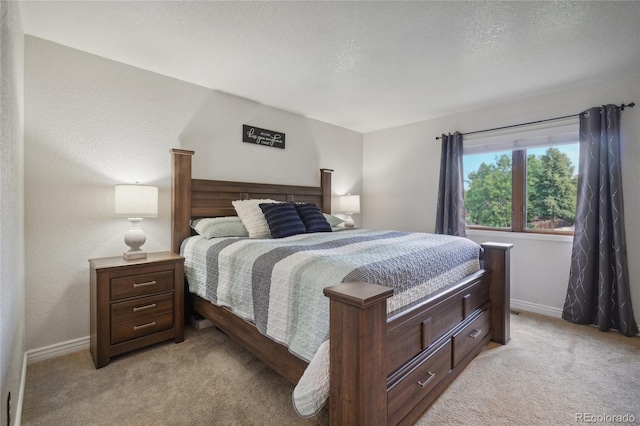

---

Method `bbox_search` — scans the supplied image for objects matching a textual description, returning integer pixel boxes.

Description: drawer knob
[133,303,157,313]
[133,321,157,331]
[469,328,482,339]
[418,372,436,388]
[133,280,157,288]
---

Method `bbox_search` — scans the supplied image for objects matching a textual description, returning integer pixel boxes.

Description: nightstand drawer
[111,293,173,325]
[111,311,174,344]
[110,270,174,301]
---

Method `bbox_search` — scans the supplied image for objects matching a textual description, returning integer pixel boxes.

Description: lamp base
[344,215,355,228]
[123,249,147,260]
[123,218,148,260]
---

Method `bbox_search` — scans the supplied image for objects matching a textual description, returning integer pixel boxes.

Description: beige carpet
[22,312,639,425]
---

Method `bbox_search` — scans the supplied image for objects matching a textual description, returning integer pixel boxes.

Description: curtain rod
[435,102,635,140]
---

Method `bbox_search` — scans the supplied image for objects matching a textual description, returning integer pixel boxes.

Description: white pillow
[232,199,278,238]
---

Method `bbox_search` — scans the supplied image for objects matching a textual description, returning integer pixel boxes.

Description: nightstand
[89,251,185,368]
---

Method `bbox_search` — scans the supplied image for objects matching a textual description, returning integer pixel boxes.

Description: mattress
[181,229,481,416]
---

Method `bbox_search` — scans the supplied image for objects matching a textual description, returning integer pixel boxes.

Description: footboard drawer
[452,309,490,366]
[388,340,452,425]
[386,274,489,374]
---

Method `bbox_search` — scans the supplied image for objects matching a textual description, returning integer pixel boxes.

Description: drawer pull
[470,328,482,339]
[418,372,436,388]
[133,321,157,331]
[133,303,157,313]
[133,280,157,288]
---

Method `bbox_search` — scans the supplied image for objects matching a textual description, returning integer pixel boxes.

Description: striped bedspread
[181,229,480,416]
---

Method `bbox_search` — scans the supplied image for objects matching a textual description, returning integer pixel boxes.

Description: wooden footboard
[170,149,512,425]
[323,242,512,426]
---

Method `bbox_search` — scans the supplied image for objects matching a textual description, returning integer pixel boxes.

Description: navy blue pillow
[259,203,306,239]
[295,203,332,233]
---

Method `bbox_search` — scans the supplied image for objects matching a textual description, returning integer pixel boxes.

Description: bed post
[320,168,333,213]
[481,242,513,345]
[323,282,394,426]
[171,149,195,254]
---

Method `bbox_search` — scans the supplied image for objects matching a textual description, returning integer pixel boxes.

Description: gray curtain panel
[436,132,466,237]
[562,105,638,336]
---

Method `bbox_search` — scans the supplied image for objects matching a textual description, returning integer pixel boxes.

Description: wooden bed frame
[170,149,512,425]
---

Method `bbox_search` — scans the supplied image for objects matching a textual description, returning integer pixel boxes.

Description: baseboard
[510,298,563,318]
[26,335,90,365]
[15,352,27,426]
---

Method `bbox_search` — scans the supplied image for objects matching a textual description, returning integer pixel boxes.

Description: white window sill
[466,228,574,244]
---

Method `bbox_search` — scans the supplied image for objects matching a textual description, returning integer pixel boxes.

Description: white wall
[0,1,25,424]
[363,72,640,325]
[179,82,363,212]
[24,37,362,352]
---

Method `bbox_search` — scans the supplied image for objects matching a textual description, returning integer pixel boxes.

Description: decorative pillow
[295,203,332,233]
[232,199,278,238]
[323,213,345,227]
[191,217,248,239]
[259,203,306,239]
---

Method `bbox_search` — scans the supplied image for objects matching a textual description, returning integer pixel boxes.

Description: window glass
[462,143,579,234]
[525,145,578,232]
[463,151,513,229]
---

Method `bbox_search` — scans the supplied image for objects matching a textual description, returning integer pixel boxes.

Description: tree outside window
[463,145,578,234]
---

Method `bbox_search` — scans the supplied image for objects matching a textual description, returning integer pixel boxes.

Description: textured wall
[363,72,640,323]
[178,84,363,205]
[24,37,362,352]
[0,1,25,424]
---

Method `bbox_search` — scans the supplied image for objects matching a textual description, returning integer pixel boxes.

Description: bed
[170,149,512,425]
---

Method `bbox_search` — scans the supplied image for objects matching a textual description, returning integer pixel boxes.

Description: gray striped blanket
[181,229,480,416]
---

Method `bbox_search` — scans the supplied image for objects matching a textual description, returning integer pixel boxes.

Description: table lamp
[115,184,158,259]
[339,194,360,228]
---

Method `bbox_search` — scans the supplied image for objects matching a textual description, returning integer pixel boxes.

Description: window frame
[465,148,575,236]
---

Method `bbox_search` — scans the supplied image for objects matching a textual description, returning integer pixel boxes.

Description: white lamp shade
[115,185,158,218]
[339,195,360,214]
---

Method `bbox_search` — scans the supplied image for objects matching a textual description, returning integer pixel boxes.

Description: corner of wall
[0,1,26,425]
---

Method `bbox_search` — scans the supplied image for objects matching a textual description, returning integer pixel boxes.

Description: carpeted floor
[22,312,640,425]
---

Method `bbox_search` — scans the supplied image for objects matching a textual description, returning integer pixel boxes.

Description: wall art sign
[242,125,285,149]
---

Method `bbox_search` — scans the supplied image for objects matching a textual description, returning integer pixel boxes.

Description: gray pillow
[323,213,345,227]
[191,217,248,238]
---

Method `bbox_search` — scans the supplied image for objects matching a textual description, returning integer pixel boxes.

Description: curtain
[562,105,638,336]
[436,131,466,237]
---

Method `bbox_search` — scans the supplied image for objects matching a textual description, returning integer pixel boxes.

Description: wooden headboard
[170,149,334,254]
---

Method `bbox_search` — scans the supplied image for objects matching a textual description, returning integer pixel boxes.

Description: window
[462,124,579,234]
[464,150,513,229]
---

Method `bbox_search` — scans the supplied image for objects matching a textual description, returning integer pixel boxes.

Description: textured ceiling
[18,1,640,133]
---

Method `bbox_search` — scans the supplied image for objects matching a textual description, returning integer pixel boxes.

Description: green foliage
[464,148,577,229]
[526,147,577,226]
[465,154,512,227]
